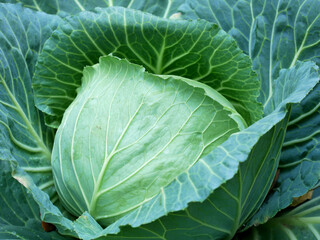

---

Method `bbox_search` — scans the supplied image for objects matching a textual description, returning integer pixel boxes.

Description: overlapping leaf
[0,0,183,19]
[0,3,59,199]
[0,4,260,240]
[0,160,72,240]
[180,0,320,105]
[95,60,318,240]
[100,109,289,240]
[0,0,109,14]
[33,7,262,128]
[240,195,320,240]
[248,66,320,227]
[179,0,320,228]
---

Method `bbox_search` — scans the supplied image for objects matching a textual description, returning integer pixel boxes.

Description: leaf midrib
[0,75,51,160]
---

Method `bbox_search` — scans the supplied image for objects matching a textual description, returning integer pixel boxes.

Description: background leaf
[0,3,60,200]
[179,0,320,106]
[179,0,320,229]
[0,0,183,18]
[0,160,72,240]
[247,75,320,228]
[239,195,320,240]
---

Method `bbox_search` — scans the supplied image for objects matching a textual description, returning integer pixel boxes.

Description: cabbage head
[52,56,246,226]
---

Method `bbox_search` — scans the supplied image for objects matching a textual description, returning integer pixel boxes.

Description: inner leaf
[51,56,246,226]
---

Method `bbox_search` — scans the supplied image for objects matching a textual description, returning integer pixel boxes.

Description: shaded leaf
[240,196,320,240]
[0,161,72,240]
[0,0,183,18]
[0,3,59,199]
[179,0,320,106]
[248,79,320,227]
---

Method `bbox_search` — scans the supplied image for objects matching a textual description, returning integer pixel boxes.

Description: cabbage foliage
[0,1,319,240]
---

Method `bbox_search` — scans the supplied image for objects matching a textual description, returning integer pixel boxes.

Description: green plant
[0,1,319,240]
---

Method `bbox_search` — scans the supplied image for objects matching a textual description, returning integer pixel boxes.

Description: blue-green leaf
[240,196,320,240]
[0,0,183,18]
[248,79,320,227]
[0,160,72,240]
[0,3,59,200]
[179,0,320,229]
[179,0,320,106]
[264,61,319,115]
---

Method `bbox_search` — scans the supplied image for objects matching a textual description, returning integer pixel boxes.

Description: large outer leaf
[33,7,262,127]
[180,0,320,228]
[240,196,320,240]
[264,62,319,115]
[247,64,320,227]
[0,161,72,240]
[0,0,183,18]
[0,3,59,199]
[180,0,320,106]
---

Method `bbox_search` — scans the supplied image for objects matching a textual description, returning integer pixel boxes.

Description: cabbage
[0,2,319,240]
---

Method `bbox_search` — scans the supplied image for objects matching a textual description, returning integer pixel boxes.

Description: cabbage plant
[0,1,319,240]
